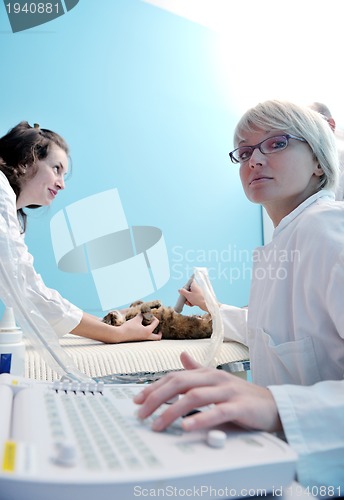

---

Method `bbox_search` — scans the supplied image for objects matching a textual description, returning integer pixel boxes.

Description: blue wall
[0,1,262,318]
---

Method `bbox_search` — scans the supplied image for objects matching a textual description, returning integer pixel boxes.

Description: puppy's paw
[102,310,125,326]
[145,300,161,310]
[140,304,155,326]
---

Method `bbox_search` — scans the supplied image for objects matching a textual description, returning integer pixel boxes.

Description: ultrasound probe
[174,274,194,313]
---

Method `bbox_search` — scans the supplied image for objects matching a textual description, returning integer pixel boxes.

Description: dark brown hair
[0,121,69,231]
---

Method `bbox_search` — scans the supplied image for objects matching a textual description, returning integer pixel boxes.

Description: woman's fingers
[134,353,282,433]
[180,351,202,370]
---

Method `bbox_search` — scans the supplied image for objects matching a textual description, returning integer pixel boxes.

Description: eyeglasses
[229,134,307,164]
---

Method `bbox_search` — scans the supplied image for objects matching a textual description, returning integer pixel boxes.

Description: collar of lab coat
[0,171,15,200]
[273,189,335,238]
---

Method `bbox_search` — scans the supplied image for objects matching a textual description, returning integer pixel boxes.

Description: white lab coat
[222,190,344,386]
[269,380,344,490]
[220,190,344,490]
[0,171,82,337]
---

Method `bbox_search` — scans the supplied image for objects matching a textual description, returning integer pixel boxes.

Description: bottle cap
[0,307,22,343]
[0,307,19,331]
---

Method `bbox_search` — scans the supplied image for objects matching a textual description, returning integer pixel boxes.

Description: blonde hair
[233,100,339,191]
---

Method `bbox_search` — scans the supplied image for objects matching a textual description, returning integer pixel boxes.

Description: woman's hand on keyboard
[134,352,282,433]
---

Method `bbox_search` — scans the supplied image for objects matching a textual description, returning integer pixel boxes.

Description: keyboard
[0,374,297,500]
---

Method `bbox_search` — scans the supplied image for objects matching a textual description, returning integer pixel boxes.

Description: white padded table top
[25,335,249,381]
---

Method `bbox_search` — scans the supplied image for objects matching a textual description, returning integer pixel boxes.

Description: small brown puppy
[102,300,212,340]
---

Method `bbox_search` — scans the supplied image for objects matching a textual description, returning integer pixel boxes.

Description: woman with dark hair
[0,121,70,232]
[0,121,160,343]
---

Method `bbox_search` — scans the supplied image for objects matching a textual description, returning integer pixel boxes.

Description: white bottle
[0,307,25,377]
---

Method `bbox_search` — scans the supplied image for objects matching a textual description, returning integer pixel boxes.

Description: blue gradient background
[0,0,261,317]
